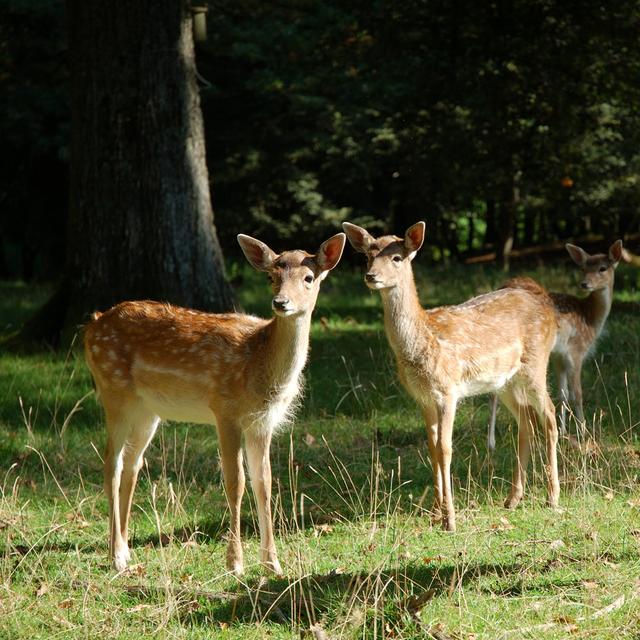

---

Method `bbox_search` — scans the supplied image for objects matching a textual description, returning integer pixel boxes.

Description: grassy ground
[0,258,639,639]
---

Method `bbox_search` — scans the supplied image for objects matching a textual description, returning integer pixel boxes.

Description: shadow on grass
[119,554,530,630]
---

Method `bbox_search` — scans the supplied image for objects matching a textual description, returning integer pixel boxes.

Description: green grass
[0,262,639,639]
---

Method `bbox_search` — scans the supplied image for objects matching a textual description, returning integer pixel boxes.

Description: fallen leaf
[627,499,640,508]
[128,603,152,613]
[582,580,598,590]
[35,582,49,598]
[549,539,565,550]
[58,598,73,609]
[123,563,146,577]
[604,491,614,501]
[182,600,200,612]
[303,433,316,446]
[490,517,515,531]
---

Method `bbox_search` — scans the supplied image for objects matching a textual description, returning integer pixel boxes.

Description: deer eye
[392,255,402,263]
[599,265,607,273]
[267,274,274,283]
[304,274,314,284]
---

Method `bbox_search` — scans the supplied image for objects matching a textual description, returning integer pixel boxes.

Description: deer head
[565,239,624,291]
[342,221,426,290]
[238,233,346,316]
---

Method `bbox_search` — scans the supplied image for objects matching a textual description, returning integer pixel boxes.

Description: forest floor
[1,260,639,639]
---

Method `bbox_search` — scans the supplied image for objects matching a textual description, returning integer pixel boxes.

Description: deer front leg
[217,421,245,575]
[245,429,282,575]
[437,396,457,532]
[422,405,442,523]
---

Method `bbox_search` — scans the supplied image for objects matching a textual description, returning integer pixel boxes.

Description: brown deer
[343,221,560,532]
[487,240,624,451]
[84,232,346,575]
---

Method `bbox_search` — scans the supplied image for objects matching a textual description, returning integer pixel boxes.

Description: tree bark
[497,172,520,272]
[23,0,234,345]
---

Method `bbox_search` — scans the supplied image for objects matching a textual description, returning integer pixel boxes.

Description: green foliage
[200,0,640,255]
[2,0,640,275]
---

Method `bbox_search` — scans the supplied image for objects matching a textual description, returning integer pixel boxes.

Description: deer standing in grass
[84,233,346,575]
[487,240,624,451]
[343,221,560,532]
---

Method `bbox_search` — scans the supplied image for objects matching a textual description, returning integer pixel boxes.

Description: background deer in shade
[84,232,346,575]
[343,221,559,532]
[487,239,624,451]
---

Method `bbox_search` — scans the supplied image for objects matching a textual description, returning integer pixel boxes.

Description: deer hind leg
[499,386,535,510]
[538,389,560,507]
[437,396,457,532]
[118,413,160,554]
[554,357,569,435]
[567,357,585,431]
[245,429,282,575]
[103,398,158,571]
[216,420,245,575]
[487,394,499,452]
[422,404,442,523]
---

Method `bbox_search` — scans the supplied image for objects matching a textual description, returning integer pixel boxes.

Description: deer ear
[608,239,623,265]
[565,243,588,266]
[237,234,277,272]
[316,233,346,277]
[342,222,375,253]
[404,221,425,255]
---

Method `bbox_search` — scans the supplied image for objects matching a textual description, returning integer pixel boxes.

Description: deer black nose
[365,273,377,282]
[272,296,290,310]
[580,281,589,289]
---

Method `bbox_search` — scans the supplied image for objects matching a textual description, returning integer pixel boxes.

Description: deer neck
[263,312,312,390]
[584,283,613,338]
[379,270,427,359]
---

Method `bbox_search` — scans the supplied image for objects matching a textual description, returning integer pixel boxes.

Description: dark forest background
[2,0,639,282]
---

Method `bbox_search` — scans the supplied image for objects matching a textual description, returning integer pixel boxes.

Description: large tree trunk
[22,0,234,345]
